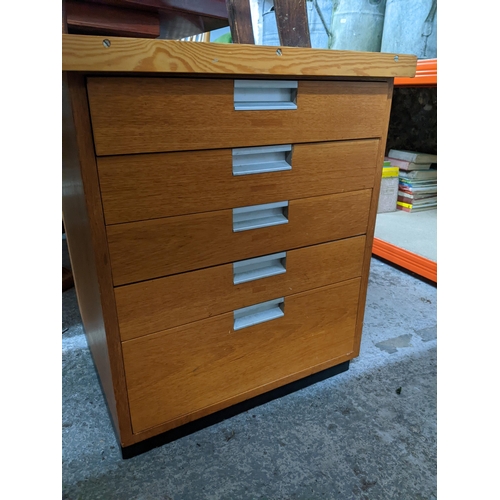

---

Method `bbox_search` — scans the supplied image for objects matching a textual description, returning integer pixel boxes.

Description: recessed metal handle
[233,201,289,232]
[234,298,285,331]
[232,144,293,176]
[234,80,298,111]
[233,251,287,285]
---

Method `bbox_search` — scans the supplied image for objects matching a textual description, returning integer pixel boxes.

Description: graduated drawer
[122,278,361,434]
[87,77,390,156]
[98,139,379,224]
[115,236,366,341]
[107,189,371,286]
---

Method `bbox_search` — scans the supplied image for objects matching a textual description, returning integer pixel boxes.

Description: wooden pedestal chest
[62,35,416,457]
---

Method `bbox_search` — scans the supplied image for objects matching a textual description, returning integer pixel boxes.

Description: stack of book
[386,149,437,213]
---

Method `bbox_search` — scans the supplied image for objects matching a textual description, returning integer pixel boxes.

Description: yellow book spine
[382,167,399,178]
[397,201,412,209]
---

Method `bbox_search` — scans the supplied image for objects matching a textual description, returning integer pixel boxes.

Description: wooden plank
[62,34,417,77]
[352,80,395,358]
[86,77,390,156]
[63,0,68,33]
[158,0,228,18]
[86,0,229,19]
[274,0,311,48]
[62,72,134,446]
[66,0,160,38]
[122,279,360,433]
[106,189,372,286]
[225,0,255,44]
[115,236,366,340]
[97,139,380,224]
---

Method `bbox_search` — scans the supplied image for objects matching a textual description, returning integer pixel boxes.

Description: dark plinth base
[121,360,350,459]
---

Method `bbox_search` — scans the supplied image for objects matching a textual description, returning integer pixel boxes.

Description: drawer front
[107,189,372,286]
[98,139,379,225]
[116,236,366,341]
[122,278,361,433]
[87,77,390,156]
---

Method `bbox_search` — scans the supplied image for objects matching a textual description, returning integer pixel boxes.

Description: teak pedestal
[62,35,416,458]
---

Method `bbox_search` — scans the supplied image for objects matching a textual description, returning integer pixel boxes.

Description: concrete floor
[62,241,437,499]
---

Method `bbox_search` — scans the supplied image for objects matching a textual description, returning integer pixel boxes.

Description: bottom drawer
[122,278,361,434]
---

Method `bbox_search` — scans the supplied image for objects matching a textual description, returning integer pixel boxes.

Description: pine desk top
[62,34,417,78]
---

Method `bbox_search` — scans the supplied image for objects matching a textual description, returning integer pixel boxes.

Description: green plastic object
[213,33,232,44]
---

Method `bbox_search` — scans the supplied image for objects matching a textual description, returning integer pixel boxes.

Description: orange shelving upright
[372,58,437,283]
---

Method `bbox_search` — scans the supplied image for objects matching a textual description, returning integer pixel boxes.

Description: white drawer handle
[232,144,293,176]
[234,80,298,111]
[233,201,289,232]
[233,252,287,285]
[234,298,285,331]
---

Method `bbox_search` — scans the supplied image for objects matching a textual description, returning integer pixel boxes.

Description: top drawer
[86,77,390,156]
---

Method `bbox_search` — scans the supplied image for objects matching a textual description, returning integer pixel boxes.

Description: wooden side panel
[62,72,134,446]
[86,78,390,155]
[122,279,361,433]
[352,80,395,356]
[115,236,366,340]
[106,189,372,285]
[98,139,379,224]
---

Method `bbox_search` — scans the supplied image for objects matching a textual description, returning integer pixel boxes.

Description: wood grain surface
[225,0,254,44]
[91,0,229,19]
[352,80,395,357]
[62,72,134,445]
[98,139,379,224]
[66,1,160,38]
[62,34,417,77]
[274,0,311,47]
[106,189,372,286]
[87,78,390,156]
[61,32,407,446]
[115,236,366,340]
[122,278,361,433]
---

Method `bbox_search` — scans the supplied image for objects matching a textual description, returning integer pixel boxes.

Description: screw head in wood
[276,49,282,56]
[103,39,111,48]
